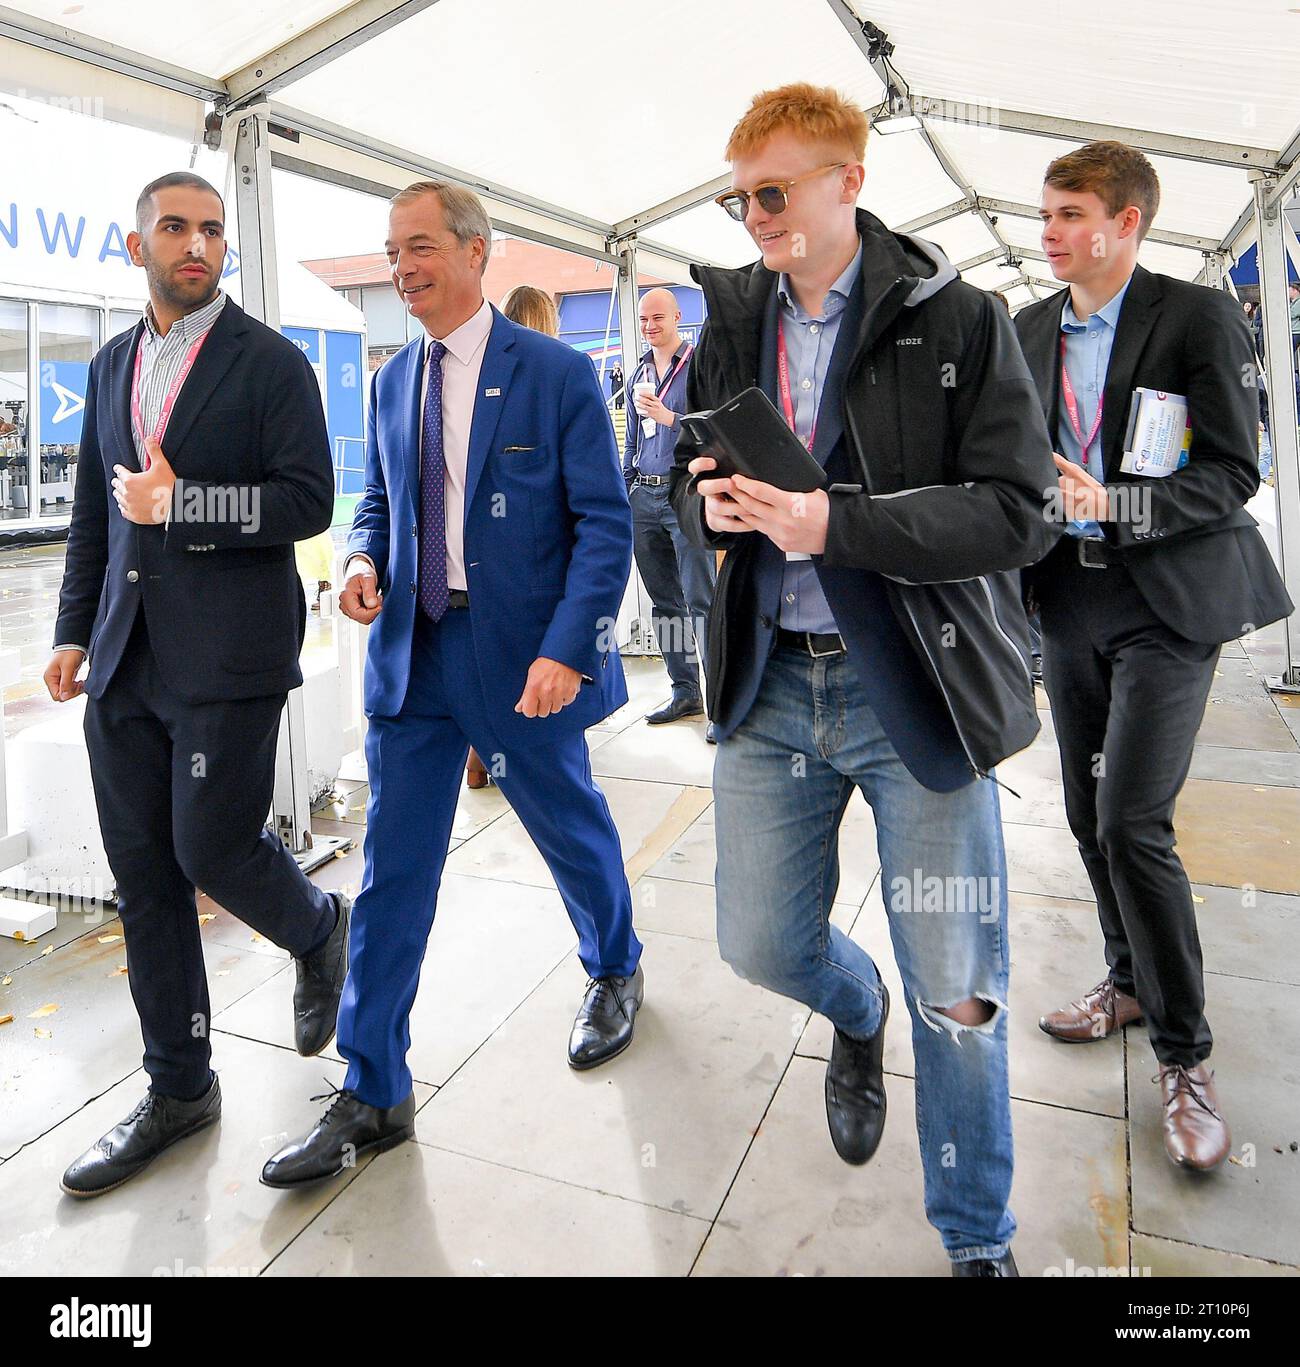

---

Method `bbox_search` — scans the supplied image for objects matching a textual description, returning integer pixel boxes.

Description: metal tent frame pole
[1251,172,1300,690]
[227,106,351,868]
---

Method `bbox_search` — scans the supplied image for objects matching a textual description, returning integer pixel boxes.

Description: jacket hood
[894,231,958,305]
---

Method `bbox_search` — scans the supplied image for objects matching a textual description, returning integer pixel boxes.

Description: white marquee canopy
[2,0,1298,679]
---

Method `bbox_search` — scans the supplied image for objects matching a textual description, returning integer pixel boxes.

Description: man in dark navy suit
[45,173,351,1198]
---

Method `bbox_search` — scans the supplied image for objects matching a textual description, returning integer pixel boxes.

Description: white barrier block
[0,894,58,942]
[4,698,114,901]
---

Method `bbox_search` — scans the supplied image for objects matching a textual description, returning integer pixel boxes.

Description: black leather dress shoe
[825,984,889,1165]
[952,1250,1019,1277]
[646,694,704,725]
[61,1073,221,1198]
[568,963,644,1069]
[260,1086,416,1189]
[705,723,718,745]
[294,891,351,1057]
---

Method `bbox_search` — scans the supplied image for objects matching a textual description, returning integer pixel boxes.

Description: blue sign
[282,325,321,364]
[325,330,365,498]
[39,360,89,443]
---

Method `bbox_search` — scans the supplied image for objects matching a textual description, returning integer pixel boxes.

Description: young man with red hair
[1017,142,1291,1172]
[671,83,1059,1274]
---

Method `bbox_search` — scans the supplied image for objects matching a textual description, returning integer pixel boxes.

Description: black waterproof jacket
[670,207,1062,779]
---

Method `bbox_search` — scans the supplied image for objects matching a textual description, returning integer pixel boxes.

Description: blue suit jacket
[349,306,631,732]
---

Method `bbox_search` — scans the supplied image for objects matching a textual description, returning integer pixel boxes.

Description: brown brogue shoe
[1039,977,1143,1042]
[1158,1063,1231,1172]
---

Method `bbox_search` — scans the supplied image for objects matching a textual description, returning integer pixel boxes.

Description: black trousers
[1037,539,1218,1067]
[84,610,336,1099]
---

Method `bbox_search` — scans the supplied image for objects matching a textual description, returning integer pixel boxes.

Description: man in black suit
[44,173,352,1197]
[1015,142,1293,1172]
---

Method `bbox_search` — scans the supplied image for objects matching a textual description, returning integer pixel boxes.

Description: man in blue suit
[263,182,643,1188]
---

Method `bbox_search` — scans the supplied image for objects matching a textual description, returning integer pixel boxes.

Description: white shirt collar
[427,297,493,366]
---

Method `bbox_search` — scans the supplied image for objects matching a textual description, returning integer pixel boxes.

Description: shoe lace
[1153,1064,1217,1116]
[308,1081,356,1128]
[125,1093,156,1125]
[1075,978,1114,1014]
[583,976,629,1020]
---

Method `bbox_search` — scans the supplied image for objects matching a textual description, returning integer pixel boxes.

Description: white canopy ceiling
[2,0,1298,298]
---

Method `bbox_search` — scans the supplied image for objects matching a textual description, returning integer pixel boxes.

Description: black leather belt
[633,473,669,486]
[447,589,470,609]
[776,626,846,657]
[1075,537,1122,569]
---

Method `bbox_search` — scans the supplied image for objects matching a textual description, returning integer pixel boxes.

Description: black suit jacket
[1015,265,1292,643]
[54,298,336,702]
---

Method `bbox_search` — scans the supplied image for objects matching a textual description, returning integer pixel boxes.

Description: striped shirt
[133,289,227,463]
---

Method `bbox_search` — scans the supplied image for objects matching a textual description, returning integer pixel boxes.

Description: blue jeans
[713,643,1016,1260]
[630,480,716,698]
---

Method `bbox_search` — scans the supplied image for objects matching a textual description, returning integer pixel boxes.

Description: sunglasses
[714,163,847,222]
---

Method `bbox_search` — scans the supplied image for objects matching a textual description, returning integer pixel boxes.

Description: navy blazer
[53,298,336,702]
[348,306,631,734]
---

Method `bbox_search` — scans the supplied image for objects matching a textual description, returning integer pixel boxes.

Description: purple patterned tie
[418,339,450,622]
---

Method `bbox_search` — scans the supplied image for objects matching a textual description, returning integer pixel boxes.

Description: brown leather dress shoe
[1158,1063,1231,1171]
[465,747,491,791]
[1039,977,1143,1042]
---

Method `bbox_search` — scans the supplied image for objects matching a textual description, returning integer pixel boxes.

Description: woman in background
[462,285,563,789]
[502,284,559,336]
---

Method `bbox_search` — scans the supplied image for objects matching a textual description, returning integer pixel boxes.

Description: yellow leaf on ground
[98,934,123,944]
[27,1002,59,1018]
[333,850,348,859]
[197,913,216,926]
[12,930,24,941]
[34,1026,51,1038]
[250,931,265,943]
[1,975,11,986]
[40,945,54,957]
[1192,894,1205,904]
[108,964,128,977]
[0,1013,13,1026]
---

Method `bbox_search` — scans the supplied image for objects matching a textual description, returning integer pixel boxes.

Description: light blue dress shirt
[775,241,862,632]
[1058,275,1132,539]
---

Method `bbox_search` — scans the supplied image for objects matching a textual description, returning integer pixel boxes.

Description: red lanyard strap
[131,327,211,470]
[645,344,693,398]
[777,318,815,452]
[1059,333,1103,460]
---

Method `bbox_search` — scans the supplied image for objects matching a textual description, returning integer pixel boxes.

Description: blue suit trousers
[336,609,641,1107]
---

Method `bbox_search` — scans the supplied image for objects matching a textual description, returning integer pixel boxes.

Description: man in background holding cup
[622,287,716,735]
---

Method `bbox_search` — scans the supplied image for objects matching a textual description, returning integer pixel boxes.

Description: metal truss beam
[224,0,442,107]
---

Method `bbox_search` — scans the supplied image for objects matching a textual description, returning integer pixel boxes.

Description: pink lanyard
[1059,334,1103,466]
[130,327,210,470]
[644,344,693,397]
[776,318,815,452]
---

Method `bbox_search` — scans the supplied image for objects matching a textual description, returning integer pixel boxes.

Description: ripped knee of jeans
[916,992,1007,1042]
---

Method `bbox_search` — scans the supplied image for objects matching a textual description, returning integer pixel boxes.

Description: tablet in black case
[681,387,829,493]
